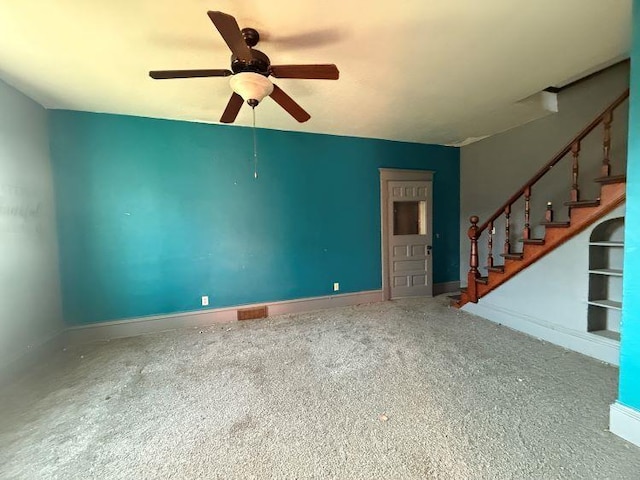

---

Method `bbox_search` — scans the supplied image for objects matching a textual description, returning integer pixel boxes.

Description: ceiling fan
[149,11,340,124]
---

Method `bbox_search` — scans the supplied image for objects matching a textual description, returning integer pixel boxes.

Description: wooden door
[386,180,433,298]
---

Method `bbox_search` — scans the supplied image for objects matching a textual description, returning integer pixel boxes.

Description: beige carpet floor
[1,296,639,479]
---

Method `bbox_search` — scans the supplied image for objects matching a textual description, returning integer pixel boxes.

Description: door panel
[394,259,427,272]
[388,180,432,298]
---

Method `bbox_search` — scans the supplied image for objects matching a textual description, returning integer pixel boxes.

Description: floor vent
[237,306,268,321]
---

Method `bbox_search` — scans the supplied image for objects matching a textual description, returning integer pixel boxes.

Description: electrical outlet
[333,282,340,292]
[201,295,209,306]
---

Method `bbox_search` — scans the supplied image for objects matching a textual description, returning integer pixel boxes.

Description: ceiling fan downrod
[252,107,258,179]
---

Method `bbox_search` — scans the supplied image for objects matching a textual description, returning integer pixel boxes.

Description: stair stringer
[460,203,625,364]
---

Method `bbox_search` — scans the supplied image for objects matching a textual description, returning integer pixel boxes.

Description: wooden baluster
[467,216,480,303]
[504,205,511,254]
[570,141,580,202]
[523,186,531,240]
[487,220,494,268]
[602,110,612,177]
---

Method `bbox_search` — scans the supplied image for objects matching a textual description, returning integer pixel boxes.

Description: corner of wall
[0,80,64,373]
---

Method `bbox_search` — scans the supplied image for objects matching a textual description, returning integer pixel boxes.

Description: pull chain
[252,107,258,179]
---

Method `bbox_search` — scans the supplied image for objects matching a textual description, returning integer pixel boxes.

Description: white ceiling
[0,0,631,145]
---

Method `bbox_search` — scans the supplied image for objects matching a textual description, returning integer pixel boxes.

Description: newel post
[467,215,480,303]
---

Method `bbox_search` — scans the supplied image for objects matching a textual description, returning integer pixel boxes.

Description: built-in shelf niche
[587,216,624,342]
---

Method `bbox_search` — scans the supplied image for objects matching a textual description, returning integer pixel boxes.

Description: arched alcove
[587,217,624,340]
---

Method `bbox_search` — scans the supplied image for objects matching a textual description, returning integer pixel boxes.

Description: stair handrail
[465,88,629,303]
[476,88,629,235]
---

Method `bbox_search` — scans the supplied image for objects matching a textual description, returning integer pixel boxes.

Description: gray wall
[460,62,630,284]
[0,80,63,372]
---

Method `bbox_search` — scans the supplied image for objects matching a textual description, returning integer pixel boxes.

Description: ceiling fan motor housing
[241,28,260,47]
[231,49,271,76]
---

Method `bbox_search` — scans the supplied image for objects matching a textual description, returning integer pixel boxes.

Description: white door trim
[379,168,435,301]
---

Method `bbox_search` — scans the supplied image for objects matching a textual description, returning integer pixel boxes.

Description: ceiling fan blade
[269,85,311,123]
[207,11,252,62]
[220,93,244,123]
[270,64,339,80]
[149,69,232,79]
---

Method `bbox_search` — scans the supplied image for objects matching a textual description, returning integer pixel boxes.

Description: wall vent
[237,306,268,321]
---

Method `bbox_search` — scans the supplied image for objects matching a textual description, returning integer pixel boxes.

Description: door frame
[379,168,435,301]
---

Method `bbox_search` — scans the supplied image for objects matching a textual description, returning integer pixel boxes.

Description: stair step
[475,276,489,285]
[520,238,545,245]
[594,174,626,185]
[460,287,467,294]
[487,265,505,273]
[564,199,600,208]
[501,252,524,260]
[541,221,570,228]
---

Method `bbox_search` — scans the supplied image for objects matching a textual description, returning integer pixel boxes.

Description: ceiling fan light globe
[230,72,274,104]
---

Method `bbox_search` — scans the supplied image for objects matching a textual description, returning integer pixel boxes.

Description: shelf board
[590,330,621,342]
[588,299,622,310]
[588,268,623,277]
[589,241,624,247]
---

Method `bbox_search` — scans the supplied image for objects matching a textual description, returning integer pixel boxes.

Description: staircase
[454,89,629,308]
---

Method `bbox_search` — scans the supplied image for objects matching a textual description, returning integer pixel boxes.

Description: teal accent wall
[49,111,459,325]
[619,2,640,409]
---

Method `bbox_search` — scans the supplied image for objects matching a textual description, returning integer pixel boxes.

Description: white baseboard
[462,301,620,365]
[433,281,460,295]
[610,402,640,447]
[65,289,384,345]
